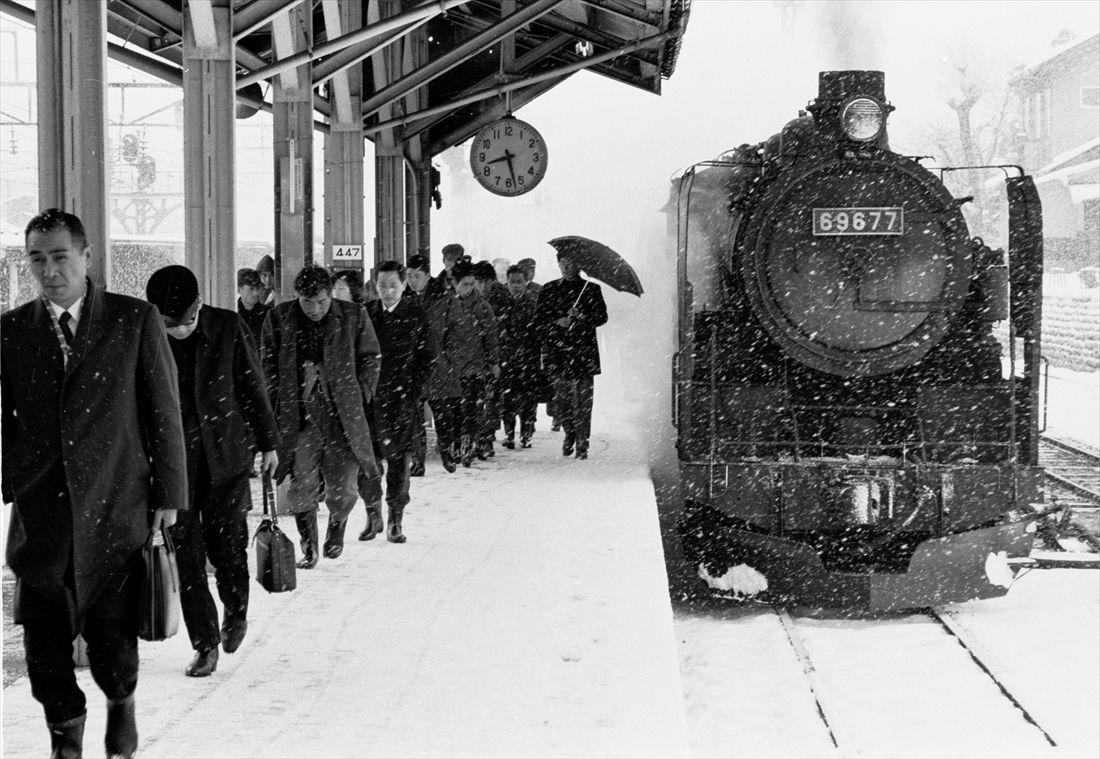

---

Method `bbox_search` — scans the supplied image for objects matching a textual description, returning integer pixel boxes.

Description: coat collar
[65,278,106,376]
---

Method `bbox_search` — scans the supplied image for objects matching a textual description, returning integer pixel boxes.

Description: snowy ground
[2,403,691,758]
[1041,367,1099,449]
[3,371,1098,758]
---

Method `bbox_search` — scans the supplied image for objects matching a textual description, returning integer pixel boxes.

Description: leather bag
[254,472,297,593]
[138,528,181,642]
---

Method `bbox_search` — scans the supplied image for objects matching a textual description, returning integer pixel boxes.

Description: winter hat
[256,254,275,274]
[146,265,200,322]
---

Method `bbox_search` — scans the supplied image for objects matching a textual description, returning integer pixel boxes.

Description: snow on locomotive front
[670,70,1044,610]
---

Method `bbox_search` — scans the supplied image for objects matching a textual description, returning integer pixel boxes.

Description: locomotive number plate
[812,206,904,235]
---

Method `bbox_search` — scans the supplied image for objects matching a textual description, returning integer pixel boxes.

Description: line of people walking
[1,208,607,759]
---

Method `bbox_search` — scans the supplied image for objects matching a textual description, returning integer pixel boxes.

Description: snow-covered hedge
[1041,290,1100,372]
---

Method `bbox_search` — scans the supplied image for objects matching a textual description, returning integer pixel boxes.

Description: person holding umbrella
[534,248,608,460]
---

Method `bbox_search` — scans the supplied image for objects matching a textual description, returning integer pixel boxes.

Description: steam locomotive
[671,71,1044,610]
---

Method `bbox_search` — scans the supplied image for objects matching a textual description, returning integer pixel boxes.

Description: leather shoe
[221,616,247,654]
[562,436,575,456]
[409,459,425,477]
[575,451,588,460]
[185,647,219,677]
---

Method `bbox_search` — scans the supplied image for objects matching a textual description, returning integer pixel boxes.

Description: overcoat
[1,279,187,622]
[498,291,542,397]
[366,298,436,457]
[424,292,499,399]
[237,298,270,347]
[261,298,381,482]
[535,276,608,379]
[181,306,280,496]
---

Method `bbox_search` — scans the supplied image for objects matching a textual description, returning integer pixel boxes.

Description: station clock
[469,116,548,197]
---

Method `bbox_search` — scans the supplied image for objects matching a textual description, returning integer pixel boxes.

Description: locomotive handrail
[932,164,1027,182]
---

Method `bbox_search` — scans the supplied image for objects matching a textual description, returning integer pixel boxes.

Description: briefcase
[254,473,297,593]
[138,528,181,642]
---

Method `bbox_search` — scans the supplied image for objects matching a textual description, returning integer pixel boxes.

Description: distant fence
[2,238,273,308]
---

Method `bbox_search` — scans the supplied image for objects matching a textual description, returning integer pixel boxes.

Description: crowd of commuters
[1,208,608,759]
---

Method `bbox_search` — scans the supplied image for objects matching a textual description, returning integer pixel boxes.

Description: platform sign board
[329,244,364,266]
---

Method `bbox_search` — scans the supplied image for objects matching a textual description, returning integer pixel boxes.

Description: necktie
[58,312,74,345]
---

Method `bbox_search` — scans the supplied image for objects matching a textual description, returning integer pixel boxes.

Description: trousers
[21,572,140,724]
[553,376,595,452]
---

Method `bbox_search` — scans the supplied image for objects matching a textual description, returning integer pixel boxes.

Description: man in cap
[517,257,541,298]
[2,208,186,759]
[431,242,467,296]
[534,249,608,460]
[146,265,280,677]
[255,253,276,305]
[261,265,381,567]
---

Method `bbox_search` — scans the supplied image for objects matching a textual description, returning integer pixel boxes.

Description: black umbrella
[547,236,644,297]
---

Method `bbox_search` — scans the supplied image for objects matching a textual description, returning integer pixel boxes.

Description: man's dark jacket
[1,279,187,621]
[366,298,436,457]
[181,306,279,496]
[534,276,608,379]
[498,290,542,396]
[237,298,270,346]
[261,298,382,482]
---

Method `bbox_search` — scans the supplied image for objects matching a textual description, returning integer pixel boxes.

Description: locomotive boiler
[671,71,1044,610]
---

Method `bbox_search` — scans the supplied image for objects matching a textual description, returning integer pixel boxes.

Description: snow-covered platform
[2,411,690,758]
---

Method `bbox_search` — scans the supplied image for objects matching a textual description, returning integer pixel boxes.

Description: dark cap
[256,254,275,274]
[146,265,200,321]
[517,258,536,269]
[237,268,262,288]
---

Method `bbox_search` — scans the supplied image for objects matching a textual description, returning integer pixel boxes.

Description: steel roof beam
[238,0,468,90]
[583,0,661,27]
[187,0,219,49]
[428,76,566,155]
[312,15,431,89]
[233,0,307,41]
[361,0,564,123]
[399,32,573,140]
[363,29,675,137]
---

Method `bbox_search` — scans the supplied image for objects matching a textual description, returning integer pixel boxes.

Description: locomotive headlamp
[840,98,884,141]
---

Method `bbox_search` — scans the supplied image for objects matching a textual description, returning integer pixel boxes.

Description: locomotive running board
[688,520,1034,612]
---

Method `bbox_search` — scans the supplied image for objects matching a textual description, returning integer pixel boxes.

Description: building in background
[1010,33,1100,273]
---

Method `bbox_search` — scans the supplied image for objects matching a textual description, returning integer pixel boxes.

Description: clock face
[469,117,548,197]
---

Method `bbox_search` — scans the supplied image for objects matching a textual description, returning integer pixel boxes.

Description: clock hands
[503,149,518,187]
[485,149,519,188]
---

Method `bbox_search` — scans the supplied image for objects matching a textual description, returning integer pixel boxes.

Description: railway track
[1039,435,1100,505]
[1036,435,1100,560]
[774,605,1059,757]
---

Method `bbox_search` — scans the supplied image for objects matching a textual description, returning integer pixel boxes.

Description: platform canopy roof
[2,0,691,157]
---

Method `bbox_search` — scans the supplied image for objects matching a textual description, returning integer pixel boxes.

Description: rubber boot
[295,512,319,569]
[104,695,137,759]
[48,712,85,759]
[323,516,347,559]
[387,505,407,544]
[358,502,384,541]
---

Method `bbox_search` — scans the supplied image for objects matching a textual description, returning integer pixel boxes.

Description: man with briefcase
[146,265,280,678]
[2,210,187,759]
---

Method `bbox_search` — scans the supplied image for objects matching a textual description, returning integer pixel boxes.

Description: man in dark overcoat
[1,209,186,759]
[403,254,442,476]
[360,260,436,543]
[261,265,381,567]
[424,260,500,470]
[146,265,280,678]
[236,267,270,346]
[498,265,542,449]
[534,249,608,460]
